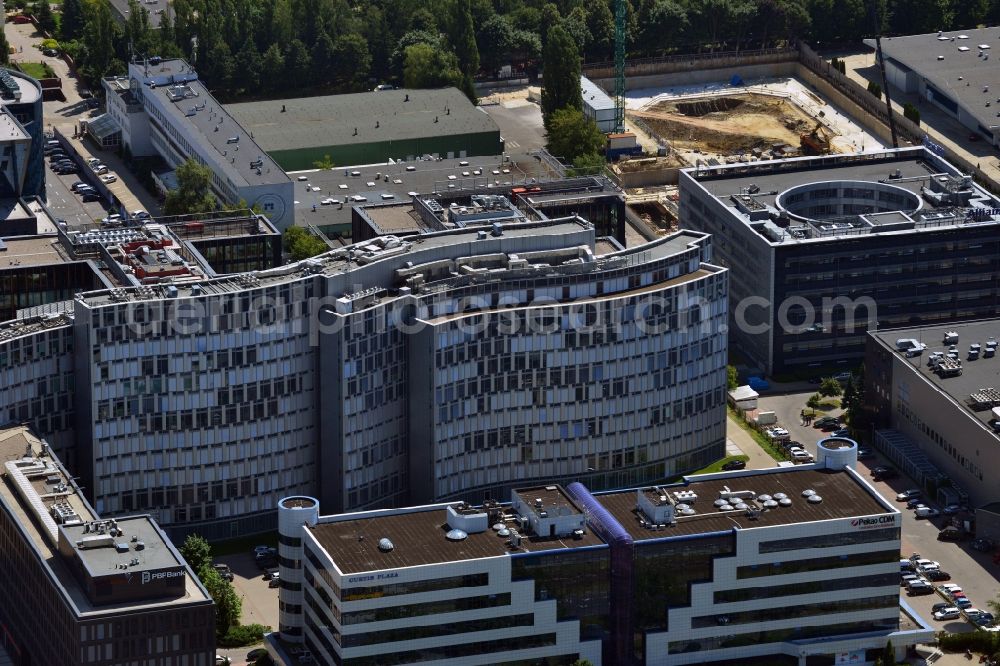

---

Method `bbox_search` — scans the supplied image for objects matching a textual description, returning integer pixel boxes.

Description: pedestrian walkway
[726,414,781,470]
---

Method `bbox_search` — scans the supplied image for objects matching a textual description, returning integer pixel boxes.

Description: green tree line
[52,0,1000,99]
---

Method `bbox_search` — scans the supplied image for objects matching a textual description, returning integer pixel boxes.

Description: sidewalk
[726,414,781,470]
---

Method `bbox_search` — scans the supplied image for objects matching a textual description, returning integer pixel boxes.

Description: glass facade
[667,618,899,654]
[340,573,488,601]
[691,595,899,628]
[714,573,898,603]
[632,533,736,659]
[340,593,512,625]
[511,548,611,642]
[736,549,899,579]
[758,527,900,553]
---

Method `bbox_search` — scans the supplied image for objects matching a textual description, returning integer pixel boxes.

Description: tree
[200,566,242,636]
[60,0,86,42]
[179,534,212,575]
[867,80,882,99]
[234,39,262,90]
[569,151,606,176]
[818,377,843,398]
[331,33,371,90]
[540,25,581,129]
[572,661,594,666]
[546,107,604,162]
[642,0,689,55]
[163,158,217,215]
[903,102,920,124]
[584,0,614,61]
[727,365,739,390]
[261,43,286,88]
[477,14,515,74]
[81,0,117,83]
[204,39,235,89]
[450,0,479,79]
[124,0,155,58]
[403,42,463,89]
[881,639,894,666]
[807,393,822,409]
[34,0,56,35]
[285,38,312,85]
[284,227,329,260]
[312,154,334,170]
[0,30,9,67]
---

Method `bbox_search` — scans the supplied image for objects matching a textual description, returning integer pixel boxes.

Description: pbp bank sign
[139,568,186,585]
[850,515,899,530]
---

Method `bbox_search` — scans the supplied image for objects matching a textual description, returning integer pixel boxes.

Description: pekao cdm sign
[850,515,898,530]
[141,569,185,585]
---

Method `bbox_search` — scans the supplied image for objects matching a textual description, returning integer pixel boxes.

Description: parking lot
[45,158,111,228]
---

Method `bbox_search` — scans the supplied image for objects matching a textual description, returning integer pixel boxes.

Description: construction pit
[624,77,885,167]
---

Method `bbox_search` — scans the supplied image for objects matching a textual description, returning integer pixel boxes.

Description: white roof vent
[378,537,394,552]
[807,495,824,504]
[446,529,468,541]
[763,499,779,508]
[779,498,793,506]
[802,489,816,497]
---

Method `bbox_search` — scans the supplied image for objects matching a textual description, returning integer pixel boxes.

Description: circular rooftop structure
[0,69,42,106]
[817,437,858,471]
[775,180,922,224]
[279,496,318,509]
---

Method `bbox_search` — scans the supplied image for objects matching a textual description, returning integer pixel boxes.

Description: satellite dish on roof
[446,529,468,541]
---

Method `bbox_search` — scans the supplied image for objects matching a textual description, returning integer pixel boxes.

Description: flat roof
[292,155,528,228]
[0,69,42,105]
[873,28,1000,135]
[0,236,69,266]
[0,108,28,141]
[686,147,1000,245]
[64,516,183,577]
[310,503,605,576]
[0,426,209,616]
[582,75,615,112]
[225,87,499,154]
[597,467,892,540]
[129,61,288,188]
[109,0,170,24]
[871,320,1000,433]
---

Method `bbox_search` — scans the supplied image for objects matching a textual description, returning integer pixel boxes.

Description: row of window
[736,549,898,579]
[714,572,898,603]
[691,594,899,628]
[667,618,899,654]
[758,527,899,553]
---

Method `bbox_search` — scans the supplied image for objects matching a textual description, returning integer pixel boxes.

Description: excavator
[800,121,834,155]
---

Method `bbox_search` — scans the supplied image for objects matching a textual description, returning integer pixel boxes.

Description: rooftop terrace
[686,147,1000,245]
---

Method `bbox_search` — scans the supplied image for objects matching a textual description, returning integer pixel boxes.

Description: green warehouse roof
[224,87,500,154]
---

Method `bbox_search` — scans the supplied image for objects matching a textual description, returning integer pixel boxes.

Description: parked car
[831,429,850,437]
[86,157,101,167]
[42,48,58,57]
[268,572,281,588]
[933,607,962,621]
[93,165,109,175]
[932,601,953,613]
[100,174,117,184]
[56,165,79,174]
[833,371,853,384]
[814,416,840,427]
[215,656,231,666]
[818,421,841,432]
[943,504,963,515]
[938,527,966,542]
[954,597,974,609]
[212,563,234,582]
[857,448,873,459]
[897,489,922,501]
[900,558,915,571]
[915,506,941,519]
[132,209,150,220]
[926,569,952,581]
[253,545,274,555]
[81,192,102,202]
[721,459,746,471]
[747,376,770,391]
[70,181,89,192]
[872,466,898,481]
[906,497,925,509]
[972,538,995,552]
[908,584,934,595]
[246,648,268,662]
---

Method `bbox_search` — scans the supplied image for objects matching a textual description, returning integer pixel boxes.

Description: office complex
[0,68,44,200]
[0,425,215,665]
[270,439,933,666]
[869,28,1000,145]
[101,60,295,229]
[866,319,1000,512]
[679,146,1000,375]
[1,218,727,539]
[226,88,502,171]
[0,211,281,322]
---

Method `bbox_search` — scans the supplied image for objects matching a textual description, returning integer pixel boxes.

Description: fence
[584,47,798,80]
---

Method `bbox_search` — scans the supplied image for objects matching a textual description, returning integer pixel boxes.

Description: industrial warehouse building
[866,319,1000,514]
[869,28,1000,145]
[268,440,934,666]
[225,88,503,171]
[679,146,1000,375]
[0,220,728,540]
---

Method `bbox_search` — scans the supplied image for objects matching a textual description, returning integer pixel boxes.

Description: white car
[896,489,921,501]
[933,607,961,620]
[86,157,100,166]
[100,174,117,184]
[93,165,109,175]
[915,506,940,519]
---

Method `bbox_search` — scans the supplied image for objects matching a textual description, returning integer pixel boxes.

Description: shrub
[867,80,882,99]
[217,624,271,648]
[903,102,920,124]
[937,630,999,654]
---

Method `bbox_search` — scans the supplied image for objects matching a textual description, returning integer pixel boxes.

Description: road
[757,389,846,457]
[215,551,279,665]
[45,160,109,227]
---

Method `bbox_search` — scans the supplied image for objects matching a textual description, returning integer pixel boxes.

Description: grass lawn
[727,406,788,462]
[18,62,54,79]
[209,531,278,557]
[691,455,749,475]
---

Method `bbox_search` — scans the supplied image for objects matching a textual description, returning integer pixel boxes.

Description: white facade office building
[270,439,933,666]
[101,59,295,229]
[1,218,728,539]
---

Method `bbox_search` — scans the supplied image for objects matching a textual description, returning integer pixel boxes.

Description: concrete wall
[584,48,798,81]
[592,61,797,94]
[612,166,680,188]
